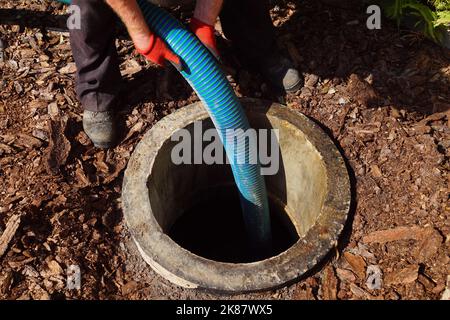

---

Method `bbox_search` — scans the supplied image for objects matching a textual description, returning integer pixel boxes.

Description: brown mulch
[0,0,449,300]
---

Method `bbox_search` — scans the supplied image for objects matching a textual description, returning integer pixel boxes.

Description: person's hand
[189,17,221,61]
[135,34,183,71]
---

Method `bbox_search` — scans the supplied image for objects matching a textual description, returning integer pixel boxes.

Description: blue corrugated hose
[60,0,272,250]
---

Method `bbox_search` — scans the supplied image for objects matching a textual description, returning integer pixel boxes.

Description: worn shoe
[82,110,116,149]
[258,54,303,93]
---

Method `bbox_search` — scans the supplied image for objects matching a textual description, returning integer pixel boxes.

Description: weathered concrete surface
[122,98,351,292]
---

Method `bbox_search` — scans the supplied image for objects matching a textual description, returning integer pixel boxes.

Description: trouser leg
[219,0,276,68]
[69,0,122,112]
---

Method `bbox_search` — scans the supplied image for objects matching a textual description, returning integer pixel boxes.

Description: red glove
[136,34,182,71]
[189,17,220,61]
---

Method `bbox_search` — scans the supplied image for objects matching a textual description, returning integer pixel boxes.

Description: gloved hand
[135,34,183,71]
[189,17,220,61]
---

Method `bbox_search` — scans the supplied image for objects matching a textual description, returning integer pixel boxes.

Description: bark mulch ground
[0,0,448,300]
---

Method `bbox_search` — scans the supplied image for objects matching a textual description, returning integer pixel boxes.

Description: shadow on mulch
[0,8,68,32]
[277,0,449,115]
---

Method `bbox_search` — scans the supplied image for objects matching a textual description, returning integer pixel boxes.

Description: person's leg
[220,0,302,92]
[70,0,122,148]
[219,0,275,68]
[70,0,122,112]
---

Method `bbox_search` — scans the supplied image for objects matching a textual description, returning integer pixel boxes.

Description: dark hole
[169,185,299,263]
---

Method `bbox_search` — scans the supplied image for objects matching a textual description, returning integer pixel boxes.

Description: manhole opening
[168,185,300,263]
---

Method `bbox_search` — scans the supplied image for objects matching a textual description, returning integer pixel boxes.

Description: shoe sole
[284,78,303,93]
[93,142,115,149]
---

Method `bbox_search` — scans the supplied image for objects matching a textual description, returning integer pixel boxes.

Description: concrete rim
[122,98,351,292]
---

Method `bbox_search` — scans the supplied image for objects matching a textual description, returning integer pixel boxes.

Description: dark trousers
[70,0,276,112]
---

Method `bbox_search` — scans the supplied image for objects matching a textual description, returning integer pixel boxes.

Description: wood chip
[349,242,376,263]
[47,102,59,118]
[14,133,43,149]
[293,285,316,300]
[0,270,13,296]
[120,59,142,77]
[22,265,40,279]
[364,227,443,262]
[336,267,357,283]
[363,226,434,244]
[384,265,419,286]
[417,274,436,290]
[343,252,367,279]
[103,159,127,184]
[321,265,338,300]
[75,165,91,188]
[121,280,138,295]
[441,276,450,300]
[349,283,376,300]
[122,120,145,143]
[0,214,21,258]
[94,152,110,174]
[370,164,383,178]
[29,283,50,300]
[42,260,63,277]
[304,73,319,88]
[7,257,35,269]
[44,116,71,174]
[415,229,443,262]
[0,143,14,154]
[58,62,76,74]
[346,73,378,106]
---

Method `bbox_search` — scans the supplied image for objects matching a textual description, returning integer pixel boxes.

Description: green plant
[435,10,450,27]
[428,0,450,11]
[379,0,450,44]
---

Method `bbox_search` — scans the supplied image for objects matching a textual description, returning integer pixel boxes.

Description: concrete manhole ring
[122,98,351,292]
